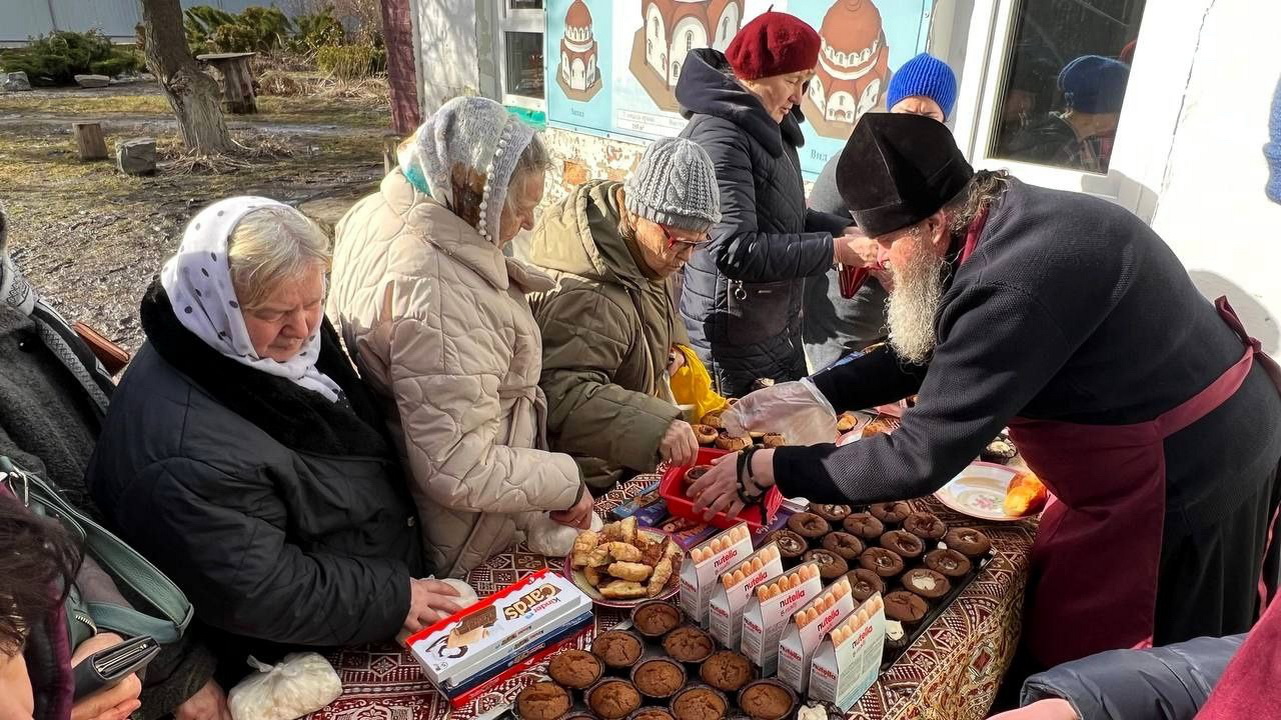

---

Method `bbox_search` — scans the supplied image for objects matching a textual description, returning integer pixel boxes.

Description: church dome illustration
[558,0,602,99]
[630,0,744,111]
[805,0,891,137]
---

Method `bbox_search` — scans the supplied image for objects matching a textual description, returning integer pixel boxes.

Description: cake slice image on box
[447,604,498,648]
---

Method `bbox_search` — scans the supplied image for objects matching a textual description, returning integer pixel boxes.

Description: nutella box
[776,575,856,694]
[679,523,753,626]
[407,569,592,692]
[739,562,822,674]
[708,542,783,650]
[808,593,886,711]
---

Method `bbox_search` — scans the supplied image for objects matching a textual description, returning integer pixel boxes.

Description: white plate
[934,462,1025,521]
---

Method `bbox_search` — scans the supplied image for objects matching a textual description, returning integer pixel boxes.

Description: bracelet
[736,447,766,505]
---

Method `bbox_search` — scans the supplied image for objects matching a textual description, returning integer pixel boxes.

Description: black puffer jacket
[88,284,425,668]
[676,48,849,396]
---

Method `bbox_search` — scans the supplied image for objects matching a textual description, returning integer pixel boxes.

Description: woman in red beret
[675,11,867,397]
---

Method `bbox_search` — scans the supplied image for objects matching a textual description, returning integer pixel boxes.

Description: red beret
[726,11,821,81]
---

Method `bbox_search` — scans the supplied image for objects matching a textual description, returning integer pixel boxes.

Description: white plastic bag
[722,378,837,446]
[228,652,341,720]
[523,510,604,557]
[436,577,480,608]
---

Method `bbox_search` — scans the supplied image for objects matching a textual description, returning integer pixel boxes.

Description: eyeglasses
[660,225,710,252]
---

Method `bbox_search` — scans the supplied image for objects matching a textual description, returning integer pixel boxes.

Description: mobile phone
[72,635,160,700]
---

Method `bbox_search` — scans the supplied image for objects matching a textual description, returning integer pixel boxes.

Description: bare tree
[140,0,235,154]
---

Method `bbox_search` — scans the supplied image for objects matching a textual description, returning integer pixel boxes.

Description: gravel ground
[0,79,388,353]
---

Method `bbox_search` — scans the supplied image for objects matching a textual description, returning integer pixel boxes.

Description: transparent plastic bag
[228,652,341,720]
[721,378,838,446]
[523,510,604,557]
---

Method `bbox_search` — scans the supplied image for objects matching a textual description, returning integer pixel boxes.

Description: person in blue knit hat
[1003,55,1130,173]
[803,53,958,373]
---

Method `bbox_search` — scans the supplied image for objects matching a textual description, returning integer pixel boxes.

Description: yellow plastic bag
[669,344,728,420]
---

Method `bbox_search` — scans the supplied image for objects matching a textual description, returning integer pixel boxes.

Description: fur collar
[140,282,392,458]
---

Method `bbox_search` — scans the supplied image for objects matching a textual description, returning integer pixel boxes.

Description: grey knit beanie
[624,137,721,233]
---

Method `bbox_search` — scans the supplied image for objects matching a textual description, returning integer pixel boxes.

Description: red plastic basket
[658,447,784,532]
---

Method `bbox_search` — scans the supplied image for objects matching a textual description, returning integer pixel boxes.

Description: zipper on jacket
[731,280,747,300]
[73,610,97,634]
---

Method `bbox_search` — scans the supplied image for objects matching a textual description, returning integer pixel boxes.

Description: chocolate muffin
[803,549,849,580]
[630,708,677,720]
[858,547,905,578]
[981,436,1018,463]
[633,601,682,638]
[923,549,972,578]
[589,679,644,720]
[883,591,928,625]
[944,527,992,558]
[902,512,946,542]
[869,501,912,525]
[879,530,925,560]
[841,513,885,541]
[820,531,864,561]
[698,650,754,693]
[736,680,796,720]
[594,630,645,670]
[662,625,715,664]
[845,568,886,602]
[883,620,908,654]
[786,512,830,544]
[517,681,573,720]
[765,529,808,565]
[670,685,728,720]
[633,657,686,699]
[549,648,604,689]
[901,568,950,600]
[807,504,851,523]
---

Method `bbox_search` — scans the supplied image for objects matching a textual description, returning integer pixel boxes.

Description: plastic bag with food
[721,379,837,447]
[523,511,605,557]
[228,653,341,720]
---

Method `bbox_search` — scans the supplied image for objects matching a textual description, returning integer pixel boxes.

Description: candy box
[708,542,783,650]
[679,522,753,626]
[776,575,855,694]
[808,593,886,710]
[739,562,822,674]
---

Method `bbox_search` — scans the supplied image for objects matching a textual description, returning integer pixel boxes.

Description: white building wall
[414,0,482,112]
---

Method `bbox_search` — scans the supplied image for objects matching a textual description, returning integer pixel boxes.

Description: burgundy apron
[955,213,1281,669]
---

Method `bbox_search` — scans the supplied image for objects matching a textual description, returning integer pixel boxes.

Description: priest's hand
[986,699,1078,720]
[687,449,775,521]
[833,226,878,268]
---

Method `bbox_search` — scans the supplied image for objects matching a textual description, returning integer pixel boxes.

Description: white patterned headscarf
[404,96,536,244]
[160,196,343,402]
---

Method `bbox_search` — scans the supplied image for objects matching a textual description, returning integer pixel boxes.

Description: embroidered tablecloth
[307,477,1037,720]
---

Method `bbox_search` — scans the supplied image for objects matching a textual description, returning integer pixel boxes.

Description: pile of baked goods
[517,599,798,720]
[765,501,992,657]
[571,517,682,600]
[689,407,787,453]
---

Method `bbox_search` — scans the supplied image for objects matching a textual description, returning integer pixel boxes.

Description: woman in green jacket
[528,137,721,491]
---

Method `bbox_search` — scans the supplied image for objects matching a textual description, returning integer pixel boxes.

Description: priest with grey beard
[687,113,1281,674]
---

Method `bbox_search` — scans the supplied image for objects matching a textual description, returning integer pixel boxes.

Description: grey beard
[886,235,949,365]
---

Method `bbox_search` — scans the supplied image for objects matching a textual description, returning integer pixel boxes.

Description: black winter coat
[676,48,849,396]
[88,284,425,665]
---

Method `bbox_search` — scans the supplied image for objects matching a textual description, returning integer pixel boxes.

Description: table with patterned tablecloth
[307,476,1037,720]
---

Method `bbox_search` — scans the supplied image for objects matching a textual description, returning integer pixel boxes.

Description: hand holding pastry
[659,419,700,468]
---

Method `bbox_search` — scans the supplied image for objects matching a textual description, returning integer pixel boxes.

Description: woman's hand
[659,420,699,468]
[71,633,142,720]
[173,679,233,720]
[833,226,878,268]
[987,699,1078,720]
[404,578,465,633]
[687,449,775,521]
[667,347,686,377]
[550,488,596,530]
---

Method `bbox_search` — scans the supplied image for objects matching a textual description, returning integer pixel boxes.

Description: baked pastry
[714,432,750,452]
[593,630,644,669]
[548,648,604,689]
[662,625,715,664]
[835,412,859,433]
[879,530,925,560]
[883,590,928,625]
[869,501,912,525]
[671,685,728,720]
[692,425,719,445]
[803,549,849,580]
[883,620,908,654]
[764,529,807,565]
[858,547,905,578]
[808,504,851,523]
[981,435,1018,463]
[684,466,711,487]
[698,650,754,692]
[1004,473,1049,517]
[736,680,796,720]
[861,417,896,438]
[700,410,725,429]
[630,709,676,720]
[902,511,946,542]
[786,512,830,543]
[588,679,643,720]
[517,681,573,720]
[846,568,885,602]
[901,568,950,600]
[633,657,686,699]
[761,433,785,448]
[841,513,884,541]
[633,600,682,638]
[751,378,776,391]
[944,527,992,558]
[923,549,972,578]
[820,531,864,561]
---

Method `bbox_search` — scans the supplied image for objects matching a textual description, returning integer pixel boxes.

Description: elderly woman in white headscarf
[87,197,458,693]
[328,96,594,578]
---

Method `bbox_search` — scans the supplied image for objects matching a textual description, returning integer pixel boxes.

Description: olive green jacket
[528,180,684,491]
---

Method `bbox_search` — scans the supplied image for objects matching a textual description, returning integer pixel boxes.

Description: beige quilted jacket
[327,171,584,577]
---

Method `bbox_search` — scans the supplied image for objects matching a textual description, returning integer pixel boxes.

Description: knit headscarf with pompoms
[405,96,536,244]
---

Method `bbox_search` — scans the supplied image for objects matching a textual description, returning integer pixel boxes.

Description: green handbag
[0,456,194,647]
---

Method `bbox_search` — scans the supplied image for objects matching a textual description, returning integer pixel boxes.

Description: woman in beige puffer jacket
[327,97,593,577]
